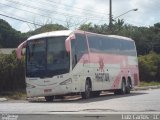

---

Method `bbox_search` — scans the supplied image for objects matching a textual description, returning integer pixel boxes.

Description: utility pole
[109,0,112,30]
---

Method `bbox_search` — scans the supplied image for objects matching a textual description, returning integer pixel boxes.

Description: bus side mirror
[65,39,70,52]
[16,40,27,59]
[22,48,26,55]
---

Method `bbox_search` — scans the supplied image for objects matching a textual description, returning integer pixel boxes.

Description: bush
[138,52,160,82]
[0,51,25,93]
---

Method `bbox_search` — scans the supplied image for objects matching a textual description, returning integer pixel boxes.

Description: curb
[0,98,7,102]
[133,85,160,91]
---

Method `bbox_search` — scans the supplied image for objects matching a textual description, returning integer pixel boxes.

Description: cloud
[130,0,160,26]
[0,0,159,32]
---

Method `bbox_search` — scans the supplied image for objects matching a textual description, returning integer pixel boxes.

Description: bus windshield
[26,36,70,78]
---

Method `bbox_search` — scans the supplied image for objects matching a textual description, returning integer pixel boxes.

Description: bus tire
[126,78,132,94]
[114,79,126,95]
[114,90,120,95]
[55,95,64,99]
[81,79,92,99]
[120,79,126,94]
[45,96,54,102]
[126,87,130,94]
[92,91,101,97]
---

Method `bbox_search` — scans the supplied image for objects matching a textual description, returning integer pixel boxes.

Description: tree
[79,23,93,32]
[0,51,25,92]
[0,19,22,48]
[29,24,68,35]
[138,52,160,82]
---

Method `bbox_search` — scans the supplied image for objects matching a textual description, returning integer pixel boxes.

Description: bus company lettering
[95,73,109,81]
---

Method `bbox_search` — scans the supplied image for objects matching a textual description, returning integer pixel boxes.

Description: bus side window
[75,33,88,61]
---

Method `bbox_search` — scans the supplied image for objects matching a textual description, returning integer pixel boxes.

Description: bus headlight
[26,83,36,89]
[60,78,72,85]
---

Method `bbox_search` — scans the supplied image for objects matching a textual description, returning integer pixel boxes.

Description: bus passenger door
[70,36,90,71]
[71,40,77,70]
[71,33,90,91]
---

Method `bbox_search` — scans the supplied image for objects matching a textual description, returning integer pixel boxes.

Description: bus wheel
[114,90,120,95]
[126,78,132,94]
[126,86,130,94]
[45,96,54,102]
[114,79,126,95]
[81,80,92,99]
[120,79,126,94]
[92,91,101,97]
[55,95,64,99]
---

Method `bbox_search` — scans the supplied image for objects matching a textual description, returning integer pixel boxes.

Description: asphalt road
[0,89,160,120]
[0,89,160,113]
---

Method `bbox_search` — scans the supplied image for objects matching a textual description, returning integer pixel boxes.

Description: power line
[0,6,108,27]
[38,0,109,21]
[45,0,107,15]
[0,3,51,19]
[0,0,109,28]
[4,0,106,20]
[0,3,68,23]
[0,13,43,26]
[36,0,107,17]
[0,3,105,29]
[0,9,43,24]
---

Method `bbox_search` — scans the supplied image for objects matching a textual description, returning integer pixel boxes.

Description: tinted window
[75,33,88,61]
[87,34,136,56]
[26,39,46,77]
[47,37,70,74]
[26,36,70,78]
[87,34,101,53]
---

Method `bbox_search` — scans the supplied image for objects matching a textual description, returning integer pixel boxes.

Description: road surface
[0,89,160,120]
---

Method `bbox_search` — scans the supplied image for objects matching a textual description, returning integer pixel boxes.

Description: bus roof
[108,35,133,41]
[27,30,133,42]
[84,31,133,41]
[28,30,73,40]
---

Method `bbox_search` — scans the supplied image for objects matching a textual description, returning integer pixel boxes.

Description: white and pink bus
[16,30,139,101]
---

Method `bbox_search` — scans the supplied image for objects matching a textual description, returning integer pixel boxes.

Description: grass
[0,91,27,100]
[139,81,160,87]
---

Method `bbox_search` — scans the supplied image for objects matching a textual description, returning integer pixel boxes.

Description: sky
[0,0,160,33]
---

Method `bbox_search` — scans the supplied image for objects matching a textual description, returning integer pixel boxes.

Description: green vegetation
[0,91,26,100]
[30,24,68,35]
[0,19,160,95]
[139,81,160,87]
[24,24,68,39]
[0,19,68,48]
[0,18,159,56]
[0,19,23,48]
[79,21,160,55]
[139,52,160,82]
[0,19,69,95]
[79,21,160,82]
[0,51,25,93]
